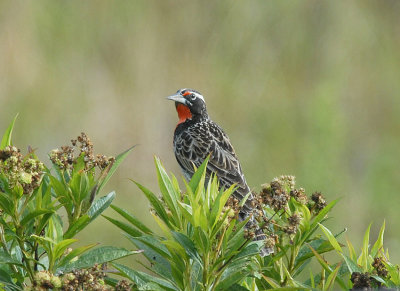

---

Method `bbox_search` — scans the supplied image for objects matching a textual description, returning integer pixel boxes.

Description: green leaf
[112,262,176,290]
[358,223,371,271]
[63,215,90,239]
[341,253,363,274]
[47,214,64,243]
[308,245,347,289]
[218,269,250,289]
[110,204,153,234]
[210,184,235,228]
[346,236,357,261]
[127,235,172,280]
[154,157,180,222]
[385,261,400,285]
[229,284,251,291]
[371,221,385,257]
[0,113,18,149]
[87,191,115,221]
[0,252,24,267]
[128,235,171,258]
[132,180,171,227]
[53,239,78,262]
[325,263,341,291]
[171,232,201,263]
[63,246,140,272]
[69,171,90,203]
[97,145,136,193]
[0,194,13,216]
[188,155,209,193]
[294,239,334,272]
[56,243,97,270]
[299,199,338,246]
[261,275,281,288]
[103,215,142,237]
[49,175,71,208]
[177,201,194,225]
[308,244,332,272]
[232,242,260,262]
[0,268,17,287]
[318,223,343,253]
[20,209,54,227]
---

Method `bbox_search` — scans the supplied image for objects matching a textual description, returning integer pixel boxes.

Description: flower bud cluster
[0,146,44,194]
[23,271,61,290]
[49,132,115,172]
[60,264,109,291]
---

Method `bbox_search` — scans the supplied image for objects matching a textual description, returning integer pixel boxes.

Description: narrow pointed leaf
[358,223,371,271]
[57,243,97,270]
[325,263,341,291]
[371,221,385,257]
[20,209,54,227]
[0,113,18,149]
[63,215,90,239]
[132,180,171,227]
[97,145,136,193]
[103,215,142,237]
[341,253,363,273]
[63,246,140,271]
[110,204,153,234]
[188,156,209,193]
[154,157,180,220]
[319,223,343,253]
[112,262,176,290]
[87,191,115,221]
[53,239,78,261]
[0,252,24,267]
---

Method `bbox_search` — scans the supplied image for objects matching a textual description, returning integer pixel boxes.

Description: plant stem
[288,245,297,273]
[203,252,210,289]
[15,225,35,282]
[0,224,20,275]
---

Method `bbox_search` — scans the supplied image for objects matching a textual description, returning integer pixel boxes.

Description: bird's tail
[245,214,274,257]
[238,209,273,257]
[233,184,274,256]
[255,226,274,257]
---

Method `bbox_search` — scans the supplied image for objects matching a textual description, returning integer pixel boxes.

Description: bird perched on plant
[167,88,273,256]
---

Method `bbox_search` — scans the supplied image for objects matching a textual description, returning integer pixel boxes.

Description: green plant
[105,157,346,290]
[0,116,137,290]
[313,221,400,290]
[107,158,400,290]
[1,115,399,291]
[105,156,262,290]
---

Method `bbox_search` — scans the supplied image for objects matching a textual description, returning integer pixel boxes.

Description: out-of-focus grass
[1,1,399,263]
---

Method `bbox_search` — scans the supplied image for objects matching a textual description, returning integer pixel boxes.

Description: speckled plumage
[168,88,273,256]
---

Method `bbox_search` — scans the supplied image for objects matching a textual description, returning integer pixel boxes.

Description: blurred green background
[1,1,400,262]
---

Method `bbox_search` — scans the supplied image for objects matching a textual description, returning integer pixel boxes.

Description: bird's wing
[174,120,251,201]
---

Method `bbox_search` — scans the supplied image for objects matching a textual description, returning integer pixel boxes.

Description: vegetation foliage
[0,117,399,290]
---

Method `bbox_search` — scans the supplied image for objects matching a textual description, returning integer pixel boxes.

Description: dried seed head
[311,191,327,211]
[50,133,115,172]
[288,213,301,227]
[350,272,371,289]
[290,188,308,204]
[372,257,388,278]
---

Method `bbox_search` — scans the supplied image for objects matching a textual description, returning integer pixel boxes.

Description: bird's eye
[190,94,196,100]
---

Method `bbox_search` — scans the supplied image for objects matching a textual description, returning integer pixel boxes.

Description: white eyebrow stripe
[193,92,205,102]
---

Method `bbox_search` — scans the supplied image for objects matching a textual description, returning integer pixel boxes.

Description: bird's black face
[167,89,208,120]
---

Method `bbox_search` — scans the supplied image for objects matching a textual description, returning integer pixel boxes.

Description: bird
[167,88,273,256]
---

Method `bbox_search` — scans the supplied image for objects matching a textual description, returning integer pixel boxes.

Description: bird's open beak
[166,93,187,105]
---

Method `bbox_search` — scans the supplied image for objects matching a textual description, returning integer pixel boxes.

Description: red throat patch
[176,104,192,125]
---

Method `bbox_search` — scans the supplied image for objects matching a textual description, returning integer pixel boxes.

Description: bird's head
[167,88,208,124]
